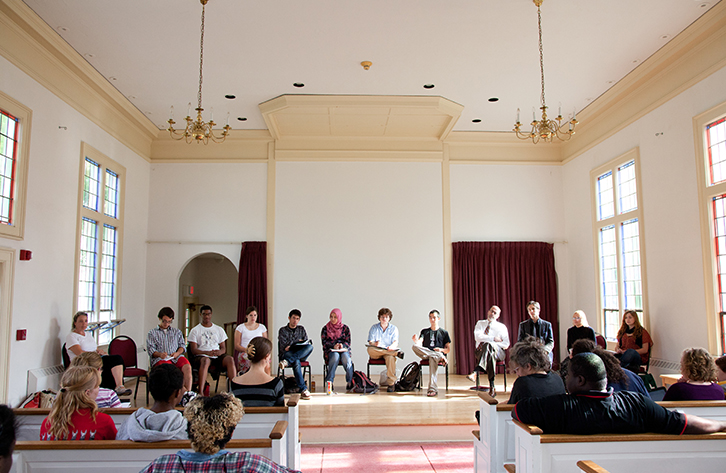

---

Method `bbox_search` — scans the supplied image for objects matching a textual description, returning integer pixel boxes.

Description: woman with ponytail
[40,366,116,440]
[230,337,284,406]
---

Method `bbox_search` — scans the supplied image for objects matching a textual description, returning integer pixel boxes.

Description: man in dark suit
[517,300,554,363]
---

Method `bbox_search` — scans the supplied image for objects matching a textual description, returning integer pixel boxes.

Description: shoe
[279,360,288,371]
[114,386,132,396]
[396,351,405,360]
[346,381,354,392]
[427,389,438,397]
[466,373,477,384]
[180,391,198,407]
[301,389,311,400]
[387,384,395,392]
[489,385,496,398]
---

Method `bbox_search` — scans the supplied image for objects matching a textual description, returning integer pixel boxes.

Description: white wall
[562,65,726,373]
[0,56,150,405]
[274,161,446,373]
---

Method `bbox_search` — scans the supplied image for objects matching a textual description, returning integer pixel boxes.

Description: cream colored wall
[562,64,726,378]
[0,56,150,406]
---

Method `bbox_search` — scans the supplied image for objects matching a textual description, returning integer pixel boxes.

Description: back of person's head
[681,347,716,382]
[246,337,272,364]
[149,364,184,403]
[289,309,301,318]
[569,353,607,391]
[158,307,174,319]
[509,336,550,372]
[572,340,626,387]
[70,351,103,370]
[184,393,244,454]
[48,366,100,439]
[378,307,393,320]
[0,405,16,473]
[715,355,726,374]
[570,339,596,355]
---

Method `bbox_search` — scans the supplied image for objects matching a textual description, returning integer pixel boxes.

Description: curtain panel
[452,241,559,374]
[236,241,268,327]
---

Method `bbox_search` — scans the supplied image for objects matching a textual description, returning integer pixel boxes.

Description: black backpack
[351,370,379,394]
[395,361,421,391]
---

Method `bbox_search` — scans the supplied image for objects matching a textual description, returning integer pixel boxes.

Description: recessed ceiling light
[293,83,305,88]
[84,53,94,58]
[700,3,710,8]
[472,118,482,123]
[632,59,639,64]
[660,34,670,40]
[145,111,153,115]
[237,117,247,121]
[128,95,136,100]
[57,26,68,32]
[423,84,435,89]
[488,97,499,102]
[586,98,593,102]
[606,80,614,84]
[225,95,236,99]
[109,76,117,81]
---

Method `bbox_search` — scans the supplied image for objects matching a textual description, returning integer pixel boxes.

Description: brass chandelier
[514,0,578,144]
[167,0,230,144]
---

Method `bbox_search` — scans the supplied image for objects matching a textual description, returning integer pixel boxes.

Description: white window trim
[694,100,726,355]
[0,247,15,403]
[0,91,31,240]
[590,147,649,339]
[73,142,125,343]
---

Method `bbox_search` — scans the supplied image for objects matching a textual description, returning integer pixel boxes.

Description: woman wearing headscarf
[321,308,353,392]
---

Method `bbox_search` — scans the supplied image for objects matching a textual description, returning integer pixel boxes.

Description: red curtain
[452,241,559,374]
[236,242,268,327]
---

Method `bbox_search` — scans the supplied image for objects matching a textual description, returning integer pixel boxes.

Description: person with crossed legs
[367,307,404,392]
[468,305,510,397]
[147,307,193,393]
[412,309,451,397]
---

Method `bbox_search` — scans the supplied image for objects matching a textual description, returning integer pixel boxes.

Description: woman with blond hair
[230,337,284,406]
[615,310,653,373]
[141,393,298,472]
[70,352,121,408]
[566,310,596,354]
[663,348,725,401]
[40,366,116,440]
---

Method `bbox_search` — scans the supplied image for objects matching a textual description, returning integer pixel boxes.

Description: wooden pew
[10,422,287,473]
[513,419,726,473]
[13,394,301,470]
[576,460,610,473]
[473,395,726,473]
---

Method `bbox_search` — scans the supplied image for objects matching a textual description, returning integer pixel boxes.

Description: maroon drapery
[452,241,559,374]
[236,242,268,327]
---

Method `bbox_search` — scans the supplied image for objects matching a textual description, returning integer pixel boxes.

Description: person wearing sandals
[412,310,451,398]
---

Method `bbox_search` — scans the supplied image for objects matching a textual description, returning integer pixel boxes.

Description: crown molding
[150,130,273,163]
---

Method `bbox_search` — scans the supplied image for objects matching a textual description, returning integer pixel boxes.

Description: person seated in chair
[412,309,451,398]
[321,308,354,392]
[147,307,193,393]
[278,309,313,400]
[367,307,403,392]
[117,364,188,441]
[663,347,725,401]
[517,301,554,364]
[468,305,510,396]
[188,305,235,396]
[614,310,652,374]
[513,352,726,435]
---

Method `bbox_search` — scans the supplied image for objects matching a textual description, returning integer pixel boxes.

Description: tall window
[0,92,32,240]
[591,149,647,340]
[75,143,125,346]
[695,102,726,355]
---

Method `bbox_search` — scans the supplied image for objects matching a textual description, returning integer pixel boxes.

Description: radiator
[26,365,64,395]
[649,358,680,371]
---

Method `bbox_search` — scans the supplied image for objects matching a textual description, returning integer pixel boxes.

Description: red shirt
[619,329,653,364]
[40,408,117,440]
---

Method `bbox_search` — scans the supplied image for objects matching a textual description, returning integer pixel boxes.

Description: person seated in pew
[117,364,188,441]
[40,366,117,440]
[230,337,285,406]
[141,393,300,473]
[69,352,122,408]
[512,352,726,435]
[507,336,565,404]
[715,355,726,395]
[663,347,725,401]
[570,339,649,397]
[0,405,17,473]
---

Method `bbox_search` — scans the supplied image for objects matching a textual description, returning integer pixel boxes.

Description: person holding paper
[367,307,403,392]
[147,307,193,393]
[321,308,354,392]
[188,305,235,396]
[278,309,313,399]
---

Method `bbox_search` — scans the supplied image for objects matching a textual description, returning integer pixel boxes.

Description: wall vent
[26,365,64,395]
[649,358,680,372]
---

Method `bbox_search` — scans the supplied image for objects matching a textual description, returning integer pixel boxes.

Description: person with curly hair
[40,366,117,440]
[614,310,653,373]
[507,336,565,404]
[141,393,299,472]
[0,405,17,473]
[230,337,284,406]
[663,347,725,401]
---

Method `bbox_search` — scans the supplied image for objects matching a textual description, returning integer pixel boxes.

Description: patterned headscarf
[325,308,344,340]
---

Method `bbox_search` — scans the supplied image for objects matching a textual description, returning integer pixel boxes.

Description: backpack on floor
[351,370,379,394]
[394,361,421,392]
[283,376,301,394]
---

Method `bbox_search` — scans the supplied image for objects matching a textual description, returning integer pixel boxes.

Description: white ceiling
[22,0,718,133]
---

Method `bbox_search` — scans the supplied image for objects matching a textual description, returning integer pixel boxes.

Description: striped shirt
[230,378,285,407]
[95,387,121,408]
[147,326,186,367]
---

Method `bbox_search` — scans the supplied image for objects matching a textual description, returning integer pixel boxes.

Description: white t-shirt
[235,323,267,350]
[65,331,97,361]
[188,323,228,353]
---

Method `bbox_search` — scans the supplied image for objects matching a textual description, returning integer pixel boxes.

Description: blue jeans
[282,343,313,391]
[615,349,642,373]
[325,351,353,384]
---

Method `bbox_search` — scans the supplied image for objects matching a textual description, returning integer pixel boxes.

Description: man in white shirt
[188,305,235,395]
[468,305,510,396]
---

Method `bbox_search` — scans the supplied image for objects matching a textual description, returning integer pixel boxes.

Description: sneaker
[279,360,288,371]
[301,389,311,400]
[180,391,198,407]
[396,351,405,360]
[114,386,132,396]
[346,381,354,392]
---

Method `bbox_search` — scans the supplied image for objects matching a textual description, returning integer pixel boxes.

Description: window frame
[0,91,32,240]
[590,148,649,340]
[73,142,125,346]
[694,100,726,355]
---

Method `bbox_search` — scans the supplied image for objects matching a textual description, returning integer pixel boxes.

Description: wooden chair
[418,358,448,391]
[108,335,148,403]
[595,334,607,349]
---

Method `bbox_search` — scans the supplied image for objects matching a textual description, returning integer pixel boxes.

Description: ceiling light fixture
[514,0,577,144]
[167,0,230,144]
